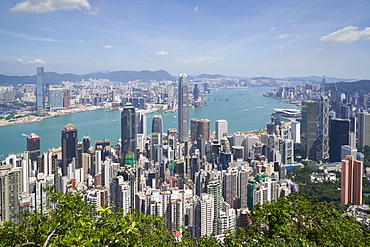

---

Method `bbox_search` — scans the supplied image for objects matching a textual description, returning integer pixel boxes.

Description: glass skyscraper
[36,67,44,112]
[178,73,189,142]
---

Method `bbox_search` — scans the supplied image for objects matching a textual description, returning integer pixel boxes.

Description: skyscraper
[27,133,40,162]
[178,73,189,142]
[317,95,329,159]
[215,119,228,142]
[301,100,318,159]
[151,115,163,142]
[121,102,137,166]
[36,67,44,112]
[358,112,370,148]
[61,123,78,176]
[341,155,363,205]
[49,87,64,110]
[191,118,210,142]
[329,118,350,162]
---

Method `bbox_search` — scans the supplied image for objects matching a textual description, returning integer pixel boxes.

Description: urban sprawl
[0,68,369,238]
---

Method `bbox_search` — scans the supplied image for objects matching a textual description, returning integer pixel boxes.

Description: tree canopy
[0,192,368,246]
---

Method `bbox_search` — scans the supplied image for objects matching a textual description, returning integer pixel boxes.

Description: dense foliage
[0,192,369,246]
[286,165,342,208]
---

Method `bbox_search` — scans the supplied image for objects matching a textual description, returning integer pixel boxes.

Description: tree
[228,193,370,246]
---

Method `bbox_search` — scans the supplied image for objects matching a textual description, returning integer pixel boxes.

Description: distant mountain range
[0,69,362,85]
[0,70,176,85]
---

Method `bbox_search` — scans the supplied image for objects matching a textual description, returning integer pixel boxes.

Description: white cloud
[270,27,275,32]
[10,0,94,14]
[320,26,370,43]
[316,48,323,52]
[193,6,199,12]
[155,50,169,57]
[179,56,223,62]
[16,58,26,64]
[277,46,285,49]
[275,34,288,39]
[102,45,113,49]
[29,59,46,64]
[16,58,46,64]
[0,29,83,43]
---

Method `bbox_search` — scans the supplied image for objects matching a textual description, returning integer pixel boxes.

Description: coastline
[0,105,105,127]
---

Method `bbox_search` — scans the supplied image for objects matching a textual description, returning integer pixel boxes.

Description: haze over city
[1,0,370,79]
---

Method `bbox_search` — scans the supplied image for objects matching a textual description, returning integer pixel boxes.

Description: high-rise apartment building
[0,166,22,222]
[215,119,228,142]
[61,123,78,176]
[36,67,44,112]
[26,133,40,162]
[193,193,214,238]
[341,155,363,205]
[301,100,318,159]
[178,73,189,142]
[358,112,370,148]
[121,102,137,166]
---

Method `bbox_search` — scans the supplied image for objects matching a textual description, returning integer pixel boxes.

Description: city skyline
[0,0,370,79]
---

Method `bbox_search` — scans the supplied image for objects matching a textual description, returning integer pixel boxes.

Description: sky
[0,0,370,79]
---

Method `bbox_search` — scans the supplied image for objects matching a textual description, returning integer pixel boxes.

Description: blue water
[0,87,296,158]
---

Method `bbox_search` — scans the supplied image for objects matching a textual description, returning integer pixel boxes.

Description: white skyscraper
[193,193,214,238]
[215,119,228,141]
[291,121,301,143]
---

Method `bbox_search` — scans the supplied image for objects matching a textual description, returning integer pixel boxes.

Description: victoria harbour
[0,87,295,158]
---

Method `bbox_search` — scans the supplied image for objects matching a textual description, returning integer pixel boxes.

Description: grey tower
[178,73,189,142]
[358,112,370,148]
[36,67,44,112]
[151,115,163,143]
[301,101,318,160]
[121,102,137,165]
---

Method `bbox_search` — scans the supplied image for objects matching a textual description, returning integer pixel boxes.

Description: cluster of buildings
[0,71,301,238]
[0,69,368,237]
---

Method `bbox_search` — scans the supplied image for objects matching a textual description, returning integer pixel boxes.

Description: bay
[0,87,296,158]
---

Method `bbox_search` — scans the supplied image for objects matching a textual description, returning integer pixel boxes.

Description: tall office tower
[291,121,301,143]
[121,102,137,166]
[280,139,294,165]
[301,100,318,160]
[61,123,78,176]
[0,167,22,222]
[136,110,147,136]
[215,119,228,142]
[82,136,91,153]
[151,115,163,143]
[329,119,350,162]
[193,193,214,238]
[191,118,210,142]
[207,179,223,234]
[49,87,64,110]
[178,73,189,142]
[317,96,329,160]
[36,67,45,112]
[193,83,200,101]
[26,133,40,162]
[341,155,363,205]
[358,112,370,148]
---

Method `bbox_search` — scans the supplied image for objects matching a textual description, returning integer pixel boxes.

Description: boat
[112,120,116,122]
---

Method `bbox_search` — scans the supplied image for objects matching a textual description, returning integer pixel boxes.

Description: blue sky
[1,0,370,79]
